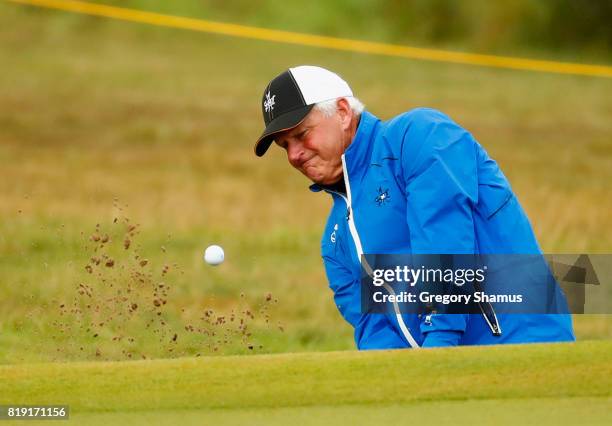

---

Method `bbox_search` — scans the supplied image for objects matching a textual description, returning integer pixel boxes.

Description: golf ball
[204,245,224,266]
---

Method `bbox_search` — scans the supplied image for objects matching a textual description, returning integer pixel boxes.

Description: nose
[286,140,305,167]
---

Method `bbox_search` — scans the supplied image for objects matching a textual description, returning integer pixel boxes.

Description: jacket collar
[342,110,379,181]
[309,110,380,193]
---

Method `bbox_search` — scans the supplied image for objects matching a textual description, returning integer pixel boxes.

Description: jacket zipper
[325,155,421,348]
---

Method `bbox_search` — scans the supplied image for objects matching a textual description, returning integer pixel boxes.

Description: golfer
[255,65,574,349]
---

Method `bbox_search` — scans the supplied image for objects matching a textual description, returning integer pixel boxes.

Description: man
[255,65,574,349]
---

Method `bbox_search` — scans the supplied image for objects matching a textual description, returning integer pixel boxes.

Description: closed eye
[276,128,308,150]
[297,129,308,140]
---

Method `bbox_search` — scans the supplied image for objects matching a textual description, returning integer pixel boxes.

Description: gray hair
[313,97,365,117]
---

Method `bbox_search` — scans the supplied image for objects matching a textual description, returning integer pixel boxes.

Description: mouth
[300,157,316,172]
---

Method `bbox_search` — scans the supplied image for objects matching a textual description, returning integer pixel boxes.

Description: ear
[336,98,353,130]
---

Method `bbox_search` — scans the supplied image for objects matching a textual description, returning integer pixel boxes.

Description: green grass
[0,0,611,365]
[66,399,612,426]
[82,0,612,63]
[1,341,611,425]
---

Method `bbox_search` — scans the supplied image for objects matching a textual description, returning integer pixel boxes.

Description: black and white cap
[254,65,353,157]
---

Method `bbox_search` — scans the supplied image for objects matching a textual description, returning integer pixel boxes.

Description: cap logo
[264,91,276,113]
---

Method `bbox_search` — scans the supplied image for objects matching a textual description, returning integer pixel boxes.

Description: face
[274,100,353,185]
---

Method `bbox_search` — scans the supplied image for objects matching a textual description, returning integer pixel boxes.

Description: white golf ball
[204,245,224,266]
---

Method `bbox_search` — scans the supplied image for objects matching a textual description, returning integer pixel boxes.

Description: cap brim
[254,105,314,157]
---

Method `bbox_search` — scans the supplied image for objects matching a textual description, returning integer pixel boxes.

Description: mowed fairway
[1,341,611,425]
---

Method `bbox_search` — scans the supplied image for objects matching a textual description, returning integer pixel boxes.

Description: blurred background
[1,0,611,363]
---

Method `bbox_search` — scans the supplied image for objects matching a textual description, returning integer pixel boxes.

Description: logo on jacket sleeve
[330,223,338,243]
[374,187,391,206]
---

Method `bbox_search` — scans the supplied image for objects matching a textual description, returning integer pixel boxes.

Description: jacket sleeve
[321,248,362,329]
[322,251,412,349]
[400,108,479,347]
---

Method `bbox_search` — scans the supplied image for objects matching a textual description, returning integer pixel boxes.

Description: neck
[320,113,361,186]
[343,113,361,151]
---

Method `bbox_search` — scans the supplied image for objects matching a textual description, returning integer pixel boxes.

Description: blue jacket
[312,108,574,349]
